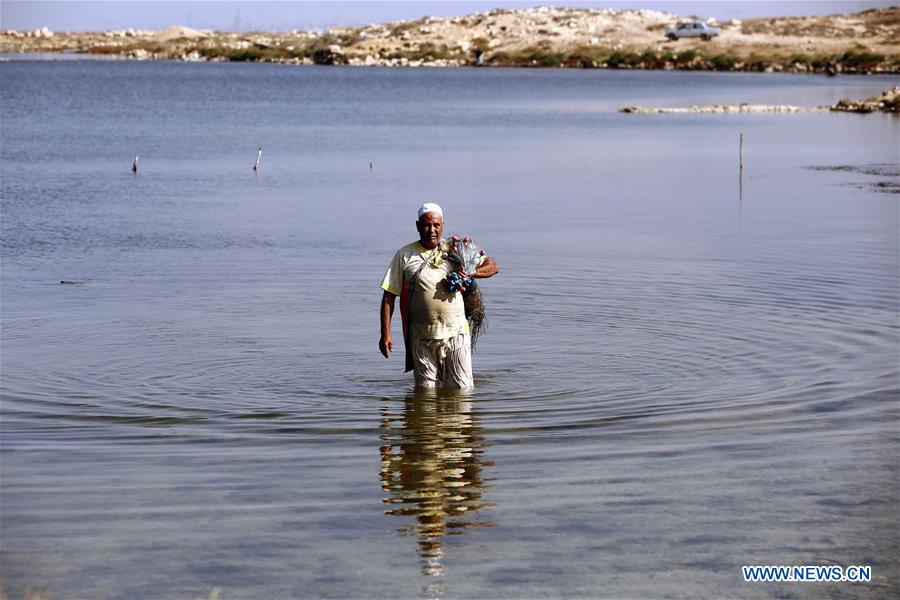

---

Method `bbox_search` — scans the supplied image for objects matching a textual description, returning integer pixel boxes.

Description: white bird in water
[132,154,139,173]
[252,147,262,171]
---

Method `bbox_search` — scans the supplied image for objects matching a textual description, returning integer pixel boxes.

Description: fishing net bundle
[443,235,488,350]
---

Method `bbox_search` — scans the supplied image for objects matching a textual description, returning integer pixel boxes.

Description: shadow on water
[379,388,495,591]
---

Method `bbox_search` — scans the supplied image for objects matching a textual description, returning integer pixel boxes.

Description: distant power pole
[232,7,242,32]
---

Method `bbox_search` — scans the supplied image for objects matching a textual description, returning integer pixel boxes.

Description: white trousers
[411,333,474,389]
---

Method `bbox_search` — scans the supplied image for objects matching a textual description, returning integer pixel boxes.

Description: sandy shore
[2,7,898,73]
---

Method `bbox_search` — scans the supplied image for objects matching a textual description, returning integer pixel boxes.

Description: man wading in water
[379,203,499,388]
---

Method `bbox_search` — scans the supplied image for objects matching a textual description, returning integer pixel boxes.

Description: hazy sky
[1,0,893,32]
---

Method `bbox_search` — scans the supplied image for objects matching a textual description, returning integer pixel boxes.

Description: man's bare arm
[379,290,396,358]
[472,256,499,279]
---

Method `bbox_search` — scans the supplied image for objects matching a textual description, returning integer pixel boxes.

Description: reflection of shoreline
[380,389,494,578]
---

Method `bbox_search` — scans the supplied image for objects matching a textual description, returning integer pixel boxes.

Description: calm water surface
[1,61,898,598]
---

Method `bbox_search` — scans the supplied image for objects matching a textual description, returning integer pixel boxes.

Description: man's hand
[379,333,393,358]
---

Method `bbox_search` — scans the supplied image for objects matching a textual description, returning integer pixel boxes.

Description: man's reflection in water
[380,388,494,580]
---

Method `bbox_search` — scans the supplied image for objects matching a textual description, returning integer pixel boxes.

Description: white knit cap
[417,203,443,219]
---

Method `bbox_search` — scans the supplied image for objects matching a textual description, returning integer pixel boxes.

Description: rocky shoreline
[620,87,900,114]
[621,104,827,113]
[2,7,898,74]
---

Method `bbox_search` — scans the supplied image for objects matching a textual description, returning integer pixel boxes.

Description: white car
[665,21,721,41]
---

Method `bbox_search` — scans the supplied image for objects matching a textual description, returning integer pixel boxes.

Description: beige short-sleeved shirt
[381,240,479,340]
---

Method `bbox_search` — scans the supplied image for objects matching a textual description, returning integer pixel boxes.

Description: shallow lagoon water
[1,62,898,598]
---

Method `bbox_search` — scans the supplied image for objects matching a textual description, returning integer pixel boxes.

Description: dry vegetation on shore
[2,6,898,74]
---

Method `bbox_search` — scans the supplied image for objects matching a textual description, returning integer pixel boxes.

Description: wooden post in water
[739,133,744,207]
